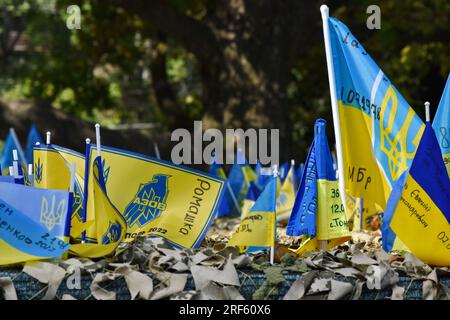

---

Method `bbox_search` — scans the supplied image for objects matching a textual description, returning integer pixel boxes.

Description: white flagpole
[69,163,76,193]
[8,166,14,176]
[425,101,431,123]
[9,128,27,165]
[12,149,20,178]
[270,164,278,265]
[46,131,51,145]
[27,163,33,176]
[320,5,348,214]
[95,124,101,158]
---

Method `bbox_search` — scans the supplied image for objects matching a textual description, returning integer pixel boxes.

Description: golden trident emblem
[40,195,66,231]
[379,86,424,181]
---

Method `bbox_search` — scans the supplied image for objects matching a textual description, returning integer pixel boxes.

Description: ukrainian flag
[33,144,86,238]
[84,145,225,249]
[383,123,450,266]
[25,125,43,165]
[70,156,126,258]
[1,128,26,173]
[326,16,424,210]
[276,162,297,222]
[227,175,276,252]
[241,182,261,217]
[0,183,71,265]
[432,73,450,176]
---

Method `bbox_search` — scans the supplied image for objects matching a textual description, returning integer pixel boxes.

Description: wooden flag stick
[271,164,278,265]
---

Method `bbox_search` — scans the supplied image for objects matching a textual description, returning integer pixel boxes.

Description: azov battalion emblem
[101,221,122,244]
[123,174,170,228]
[40,195,66,231]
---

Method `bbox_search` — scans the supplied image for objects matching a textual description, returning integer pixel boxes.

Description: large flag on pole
[382,123,450,266]
[34,144,87,238]
[320,5,424,211]
[84,145,225,248]
[0,183,71,265]
[432,73,450,176]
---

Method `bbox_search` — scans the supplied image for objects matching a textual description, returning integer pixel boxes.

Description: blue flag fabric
[25,125,44,164]
[432,73,450,175]
[297,163,305,188]
[279,162,290,183]
[286,140,317,236]
[382,123,450,265]
[0,129,26,172]
[315,120,336,181]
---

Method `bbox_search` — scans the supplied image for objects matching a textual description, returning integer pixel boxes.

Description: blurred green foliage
[0,0,449,158]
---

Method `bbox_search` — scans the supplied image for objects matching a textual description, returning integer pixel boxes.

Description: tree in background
[0,0,449,161]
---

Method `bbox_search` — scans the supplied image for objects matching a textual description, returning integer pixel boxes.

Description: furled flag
[221,149,257,217]
[34,144,87,239]
[209,153,232,218]
[382,123,450,266]
[24,124,44,164]
[432,73,450,176]
[322,11,424,211]
[0,128,26,173]
[241,182,262,218]
[227,173,277,253]
[287,119,350,254]
[276,161,297,222]
[84,145,225,249]
[0,183,71,265]
[70,156,127,258]
[279,162,290,183]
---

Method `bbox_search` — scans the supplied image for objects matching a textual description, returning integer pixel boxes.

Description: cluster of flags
[0,5,448,267]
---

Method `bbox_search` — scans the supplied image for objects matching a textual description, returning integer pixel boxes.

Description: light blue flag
[279,162,290,183]
[328,16,424,209]
[0,129,26,172]
[286,140,317,236]
[432,73,450,175]
[25,125,44,164]
[0,182,72,265]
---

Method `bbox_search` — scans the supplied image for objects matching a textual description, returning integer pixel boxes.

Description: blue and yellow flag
[287,140,317,236]
[382,123,450,266]
[327,17,424,209]
[70,156,126,258]
[227,175,276,252]
[276,163,297,222]
[287,120,350,242]
[432,73,450,176]
[84,145,225,249]
[34,144,86,238]
[0,183,72,265]
[25,125,43,165]
[279,162,290,183]
[241,182,261,217]
[1,128,26,173]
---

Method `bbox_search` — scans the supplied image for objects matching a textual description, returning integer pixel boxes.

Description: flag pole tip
[85,138,91,144]
[95,123,100,128]
[290,159,295,166]
[424,101,431,123]
[320,4,329,15]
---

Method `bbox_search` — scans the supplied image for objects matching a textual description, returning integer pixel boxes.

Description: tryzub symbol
[40,195,66,231]
[101,221,122,244]
[123,174,170,228]
[35,158,43,184]
[102,158,110,184]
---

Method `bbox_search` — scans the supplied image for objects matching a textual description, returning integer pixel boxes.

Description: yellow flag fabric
[33,145,86,238]
[276,165,296,221]
[84,145,225,248]
[227,176,277,252]
[316,180,350,240]
[70,156,126,258]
